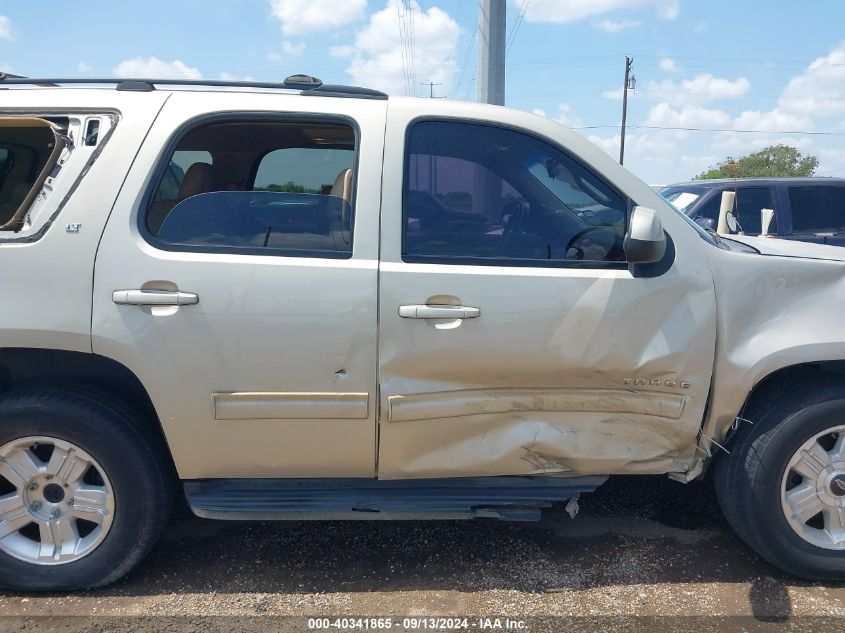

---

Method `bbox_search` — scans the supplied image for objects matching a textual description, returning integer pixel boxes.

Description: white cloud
[282,41,306,56]
[529,103,583,128]
[0,62,13,74]
[646,73,750,105]
[659,58,677,72]
[555,102,584,128]
[342,1,461,96]
[266,52,283,62]
[0,16,11,40]
[268,0,367,35]
[329,45,356,59]
[779,40,845,117]
[733,108,813,133]
[644,103,732,129]
[112,57,202,79]
[519,0,679,24]
[595,19,640,32]
[77,62,94,74]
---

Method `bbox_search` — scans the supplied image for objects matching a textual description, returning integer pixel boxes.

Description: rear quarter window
[789,186,845,233]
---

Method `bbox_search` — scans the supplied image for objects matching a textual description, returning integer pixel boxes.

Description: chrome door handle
[398,304,480,319]
[112,289,199,306]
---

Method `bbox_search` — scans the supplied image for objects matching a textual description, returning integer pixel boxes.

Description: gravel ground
[1,475,843,632]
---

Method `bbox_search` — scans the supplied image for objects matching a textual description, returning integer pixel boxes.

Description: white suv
[1,74,844,590]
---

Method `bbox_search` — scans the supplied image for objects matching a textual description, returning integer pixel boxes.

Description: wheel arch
[740,360,845,423]
[0,347,175,472]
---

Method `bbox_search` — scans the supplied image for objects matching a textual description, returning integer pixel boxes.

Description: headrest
[329,168,352,204]
[178,162,214,200]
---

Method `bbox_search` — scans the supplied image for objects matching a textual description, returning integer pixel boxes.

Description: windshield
[660,187,709,213]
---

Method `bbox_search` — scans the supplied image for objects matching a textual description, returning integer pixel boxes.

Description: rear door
[93,92,385,479]
[376,104,717,479]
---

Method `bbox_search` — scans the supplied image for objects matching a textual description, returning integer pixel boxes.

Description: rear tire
[0,388,172,590]
[715,380,845,580]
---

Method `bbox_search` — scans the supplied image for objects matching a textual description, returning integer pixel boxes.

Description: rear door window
[789,186,845,234]
[145,119,356,258]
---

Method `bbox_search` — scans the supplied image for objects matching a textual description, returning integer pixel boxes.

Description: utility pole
[619,56,635,165]
[421,81,443,98]
[477,0,506,105]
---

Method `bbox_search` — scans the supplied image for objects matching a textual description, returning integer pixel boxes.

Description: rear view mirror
[624,206,666,264]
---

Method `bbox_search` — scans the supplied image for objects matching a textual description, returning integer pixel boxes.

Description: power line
[396,2,410,95]
[572,124,845,136]
[454,2,480,95]
[407,0,417,93]
[505,0,530,58]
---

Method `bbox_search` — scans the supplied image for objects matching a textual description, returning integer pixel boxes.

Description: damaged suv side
[0,75,844,590]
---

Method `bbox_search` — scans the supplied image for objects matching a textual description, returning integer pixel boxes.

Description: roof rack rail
[0,74,388,100]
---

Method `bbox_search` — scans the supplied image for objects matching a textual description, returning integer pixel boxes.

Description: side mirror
[694,216,715,231]
[624,206,667,264]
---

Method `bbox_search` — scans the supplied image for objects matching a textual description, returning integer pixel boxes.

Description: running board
[184,476,607,522]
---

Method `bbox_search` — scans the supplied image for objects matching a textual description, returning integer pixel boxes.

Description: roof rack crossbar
[0,76,388,100]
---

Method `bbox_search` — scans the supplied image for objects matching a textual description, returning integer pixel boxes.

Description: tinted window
[403,120,627,266]
[158,191,351,254]
[789,186,845,233]
[255,148,353,194]
[695,187,776,234]
[734,187,774,234]
[0,148,10,189]
[146,121,355,257]
[695,194,722,223]
[153,151,211,201]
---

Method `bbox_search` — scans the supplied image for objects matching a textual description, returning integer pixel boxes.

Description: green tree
[694,145,819,180]
[254,181,319,194]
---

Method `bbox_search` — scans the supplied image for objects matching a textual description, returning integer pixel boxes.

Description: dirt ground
[1,476,843,632]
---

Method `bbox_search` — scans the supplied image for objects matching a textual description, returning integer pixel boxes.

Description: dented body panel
[376,99,717,479]
[692,236,845,478]
[4,86,845,485]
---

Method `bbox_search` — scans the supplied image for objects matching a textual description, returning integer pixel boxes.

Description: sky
[2,0,845,184]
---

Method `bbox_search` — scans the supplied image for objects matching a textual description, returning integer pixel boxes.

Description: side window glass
[153,151,210,201]
[789,186,845,233]
[0,147,11,193]
[696,194,721,223]
[734,187,774,235]
[696,188,777,234]
[145,121,356,258]
[403,120,627,266]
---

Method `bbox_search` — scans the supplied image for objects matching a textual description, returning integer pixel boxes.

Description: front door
[377,107,717,479]
[93,92,385,479]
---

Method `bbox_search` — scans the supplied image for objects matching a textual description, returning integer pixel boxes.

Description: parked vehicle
[661,177,845,245]
[1,75,845,590]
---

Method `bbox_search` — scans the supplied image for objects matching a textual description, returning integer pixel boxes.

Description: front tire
[715,381,845,580]
[0,389,172,590]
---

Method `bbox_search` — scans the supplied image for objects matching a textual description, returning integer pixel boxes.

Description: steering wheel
[564,225,621,261]
[501,200,528,246]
